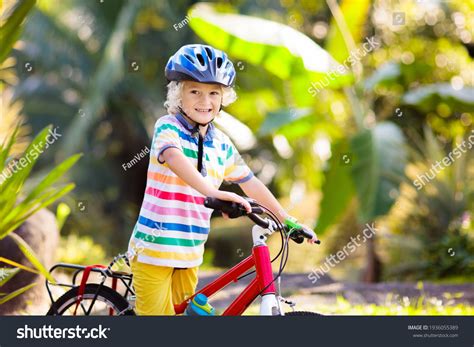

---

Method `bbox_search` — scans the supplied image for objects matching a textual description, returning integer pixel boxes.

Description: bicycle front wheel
[47,284,135,316]
[285,311,323,316]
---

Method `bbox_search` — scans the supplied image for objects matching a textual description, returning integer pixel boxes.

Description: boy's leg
[171,267,199,307]
[130,257,175,315]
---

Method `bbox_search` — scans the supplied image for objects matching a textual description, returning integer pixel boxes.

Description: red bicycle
[46,197,321,316]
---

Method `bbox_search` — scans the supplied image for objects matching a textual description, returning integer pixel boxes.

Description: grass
[242,294,474,316]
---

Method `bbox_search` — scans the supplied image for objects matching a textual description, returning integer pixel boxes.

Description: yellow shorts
[130,257,198,315]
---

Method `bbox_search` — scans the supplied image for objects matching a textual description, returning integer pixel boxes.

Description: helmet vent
[184,54,194,62]
[204,47,213,59]
[216,57,223,68]
[196,53,205,66]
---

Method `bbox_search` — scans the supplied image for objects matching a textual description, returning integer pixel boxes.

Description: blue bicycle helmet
[165,44,236,87]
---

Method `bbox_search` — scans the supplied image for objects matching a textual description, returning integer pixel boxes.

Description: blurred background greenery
[1,0,473,313]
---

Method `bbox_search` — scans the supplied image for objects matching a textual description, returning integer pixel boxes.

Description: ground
[10,270,474,315]
[197,271,474,315]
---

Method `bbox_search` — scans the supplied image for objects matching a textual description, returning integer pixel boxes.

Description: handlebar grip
[285,226,321,244]
[204,197,247,218]
[300,228,321,244]
[300,228,312,239]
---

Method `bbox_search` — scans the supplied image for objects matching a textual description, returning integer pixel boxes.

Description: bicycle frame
[174,223,282,316]
[46,218,287,316]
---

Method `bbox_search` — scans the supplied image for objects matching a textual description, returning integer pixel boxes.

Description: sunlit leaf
[7,232,55,283]
[189,3,350,87]
[0,257,38,275]
[351,122,407,222]
[402,83,474,113]
[258,108,312,136]
[0,267,20,286]
[317,139,355,234]
[364,62,401,91]
[0,0,36,64]
[0,282,37,305]
[325,0,372,65]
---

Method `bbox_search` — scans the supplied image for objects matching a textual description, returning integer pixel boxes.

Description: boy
[128,44,318,315]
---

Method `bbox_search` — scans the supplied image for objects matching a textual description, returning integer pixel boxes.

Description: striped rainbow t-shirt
[127,113,254,268]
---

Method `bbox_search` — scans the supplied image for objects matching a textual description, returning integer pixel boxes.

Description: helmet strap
[177,106,217,127]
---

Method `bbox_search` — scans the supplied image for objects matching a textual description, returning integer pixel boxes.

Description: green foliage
[351,122,407,223]
[317,98,407,233]
[7,232,54,283]
[0,126,81,238]
[315,295,474,316]
[60,0,143,158]
[206,218,254,268]
[244,294,473,316]
[56,234,107,266]
[422,230,474,279]
[56,202,71,232]
[0,0,36,64]
[0,125,81,300]
[325,0,371,65]
[316,139,354,234]
[8,0,473,285]
[0,283,37,305]
[0,267,20,286]
[364,62,401,91]
[402,83,474,114]
[384,127,473,280]
[189,3,349,87]
[258,108,312,136]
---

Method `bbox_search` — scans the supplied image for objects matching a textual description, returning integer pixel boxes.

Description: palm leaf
[0,183,75,239]
[3,154,82,227]
[0,257,38,275]
[0,283,37,305]
[0,123,21,173]
[325,0,372,66]
[7,232,55,283]
[0,126,51,218]
[188,3,350,87]
[0,0,36,64]
[0,267,20,286]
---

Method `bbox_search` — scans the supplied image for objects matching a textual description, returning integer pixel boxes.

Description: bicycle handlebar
[203,197,253,218]
[203,197,319,244]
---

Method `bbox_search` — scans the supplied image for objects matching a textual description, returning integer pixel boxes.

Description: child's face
[181,81,222,125]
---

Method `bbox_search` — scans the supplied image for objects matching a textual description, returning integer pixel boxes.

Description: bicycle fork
[252,225,284,316]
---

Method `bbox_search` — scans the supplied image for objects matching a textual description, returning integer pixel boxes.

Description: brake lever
[291,234,305,244]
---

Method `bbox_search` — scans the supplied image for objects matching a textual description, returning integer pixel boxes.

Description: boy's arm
[160,148,251,212]
[239,176,319,244]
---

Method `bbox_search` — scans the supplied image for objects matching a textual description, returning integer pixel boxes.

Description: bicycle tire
[47,283,135,316]
[285,311,323,316]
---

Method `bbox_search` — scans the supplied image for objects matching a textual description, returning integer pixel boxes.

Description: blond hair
[164,81,237,114]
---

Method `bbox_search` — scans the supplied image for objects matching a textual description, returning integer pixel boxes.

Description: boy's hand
[300,225,319,244]
[211,190,252,214]
[284,216,320,244]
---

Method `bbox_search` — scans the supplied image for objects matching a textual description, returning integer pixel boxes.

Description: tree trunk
[0,208,59,315]
[362,234,382,283]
